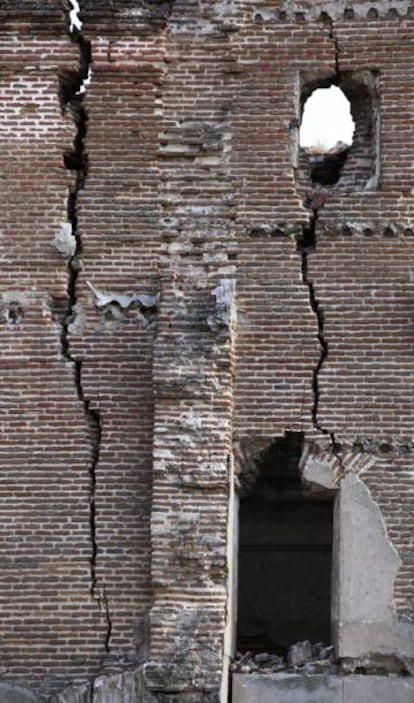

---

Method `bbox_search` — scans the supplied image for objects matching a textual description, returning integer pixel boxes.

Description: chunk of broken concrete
[53,223,76,258]
[288,640,312,668]
[87,281,158,311]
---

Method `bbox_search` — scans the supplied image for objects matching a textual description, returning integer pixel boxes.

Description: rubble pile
[232,641,336,675]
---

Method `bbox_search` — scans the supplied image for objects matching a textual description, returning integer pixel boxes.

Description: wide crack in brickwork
[298,204,342,460]
[298,211,328,436]
[60,1,112,655]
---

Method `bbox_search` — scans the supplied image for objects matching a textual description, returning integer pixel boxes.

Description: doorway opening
[236,433,334,656]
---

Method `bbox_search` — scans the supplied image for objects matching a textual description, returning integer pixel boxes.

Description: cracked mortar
[296,22,350,466]
[297,212,347,469]
[60,1,112,655]
[298,211,328,436]
[298,208,351,479]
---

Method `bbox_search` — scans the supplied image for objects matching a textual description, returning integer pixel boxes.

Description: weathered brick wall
[228,4,414,635]
[0,0,413,700]
[144,16,237,694]
[0,17,106,693]
[0,1,164,695]
[71,23,165,656]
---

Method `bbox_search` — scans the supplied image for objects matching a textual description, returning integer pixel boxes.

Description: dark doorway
[236,433,333,655]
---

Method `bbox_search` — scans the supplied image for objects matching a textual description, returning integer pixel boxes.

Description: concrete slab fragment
[232,673,343,703]
[232,674,414,703]
[344,675,414,703]
[0,684,39,703]
[337,474,400,658]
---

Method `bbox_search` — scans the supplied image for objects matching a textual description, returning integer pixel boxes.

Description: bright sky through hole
[299,86,355,153]
[69,0,82,32]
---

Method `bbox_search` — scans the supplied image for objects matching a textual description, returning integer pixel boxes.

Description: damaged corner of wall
[335,473,414,665]
[299,440,340,495]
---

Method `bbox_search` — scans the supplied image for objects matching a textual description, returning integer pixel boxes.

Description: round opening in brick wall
[299,86,355,186]
[300,85,355,153]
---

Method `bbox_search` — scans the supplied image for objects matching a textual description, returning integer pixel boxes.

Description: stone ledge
[232,673,414,703]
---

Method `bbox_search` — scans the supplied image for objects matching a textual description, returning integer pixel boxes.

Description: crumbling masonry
[0,1,413,702]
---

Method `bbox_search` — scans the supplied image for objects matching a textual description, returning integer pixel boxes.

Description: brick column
[145,271,236,702]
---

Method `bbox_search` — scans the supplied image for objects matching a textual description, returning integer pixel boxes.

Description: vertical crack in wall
[298,210,330,437]
[61,1,112,655]
[297,17,344,465]
[320,12,340,79]
[298,203,343,463]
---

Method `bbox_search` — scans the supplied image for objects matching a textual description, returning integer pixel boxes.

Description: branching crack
[61,1,112,655]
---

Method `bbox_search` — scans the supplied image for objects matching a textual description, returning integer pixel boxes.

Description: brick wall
[0,0,413,700]
[0,2,164,694]
[0,18,106,693]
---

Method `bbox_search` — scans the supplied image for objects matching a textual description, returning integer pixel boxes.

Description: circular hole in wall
[300,85,355,153]
[300,86,355,185]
